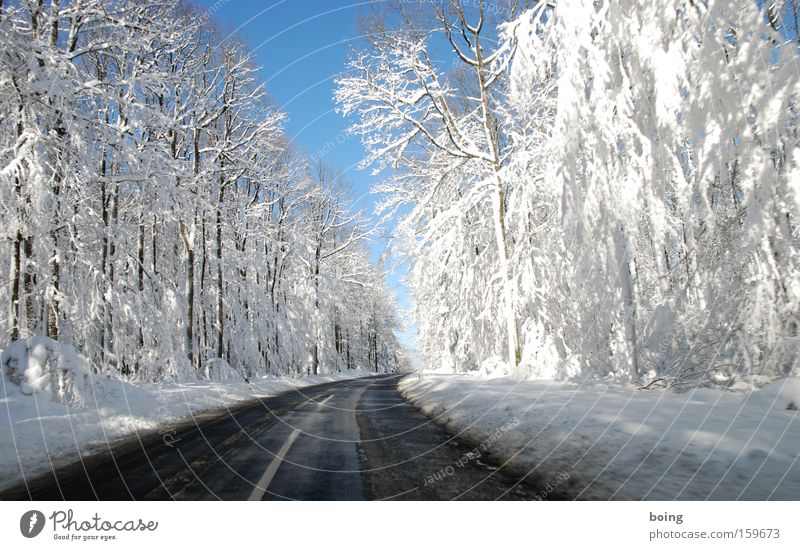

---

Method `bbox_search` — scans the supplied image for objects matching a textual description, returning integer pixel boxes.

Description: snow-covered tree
[340,0,799,387]
[521,0,800,386]
[336,0,526,373]
[0,0,401,381]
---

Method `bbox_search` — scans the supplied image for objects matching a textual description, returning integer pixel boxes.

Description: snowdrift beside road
[400,373,800,500]
[2,337,101,408]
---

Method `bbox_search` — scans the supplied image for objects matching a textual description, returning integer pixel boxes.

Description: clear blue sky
[191,0,415,348]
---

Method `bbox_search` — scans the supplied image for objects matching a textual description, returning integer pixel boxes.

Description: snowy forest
[336,0,800,388]
[0,0,402,382]
[2,0,800,508]
[1,0,799,391]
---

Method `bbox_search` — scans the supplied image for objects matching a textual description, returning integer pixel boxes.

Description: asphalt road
[0,374,545,500]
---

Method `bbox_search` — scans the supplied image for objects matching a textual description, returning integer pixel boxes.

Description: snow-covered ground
[400,373,800,500]
[0,338,376,492]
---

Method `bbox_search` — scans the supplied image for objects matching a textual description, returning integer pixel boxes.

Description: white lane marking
[318,395,333,406]
[248,428,300,501]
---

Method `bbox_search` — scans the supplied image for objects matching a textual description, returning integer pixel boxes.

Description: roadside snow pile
[749,377,800,411]
[1,337,99,408]
[400,374,800,500]
[0,338,377,492]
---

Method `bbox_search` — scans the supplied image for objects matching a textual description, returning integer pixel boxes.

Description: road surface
[0,374,546,500]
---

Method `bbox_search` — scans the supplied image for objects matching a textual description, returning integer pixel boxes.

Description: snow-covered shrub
[202,358,243,383]
[517,320,572,380]
[638,305,691,387]
[478,356,509,378]
[1,337,98,408]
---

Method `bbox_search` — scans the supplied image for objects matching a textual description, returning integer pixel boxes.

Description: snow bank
[1,337,98,408]
[400,373,800,500]
[0,340,377,492]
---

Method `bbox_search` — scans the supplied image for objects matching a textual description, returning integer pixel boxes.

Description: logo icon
[20,510,45,538]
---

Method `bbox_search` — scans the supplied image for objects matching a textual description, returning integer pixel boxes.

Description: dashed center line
[248,428,300,501]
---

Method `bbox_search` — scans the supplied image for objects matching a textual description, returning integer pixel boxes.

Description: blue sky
[191,0,415,348]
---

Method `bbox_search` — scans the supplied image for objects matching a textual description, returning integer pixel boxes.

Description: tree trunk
[137,218,145,358]
[491,181,521,367]
[200,216,208,354]
[46,0,61,341]
[10,232,22,341]
[22,238,35,335]
[180,219,196,368]
[473,24,521,368]
[47,240,59,340]
[311,238,322,375]
[613,224,639,381]
[151,215,158,276]
[10,114,23,342]
[216,187,225,360]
